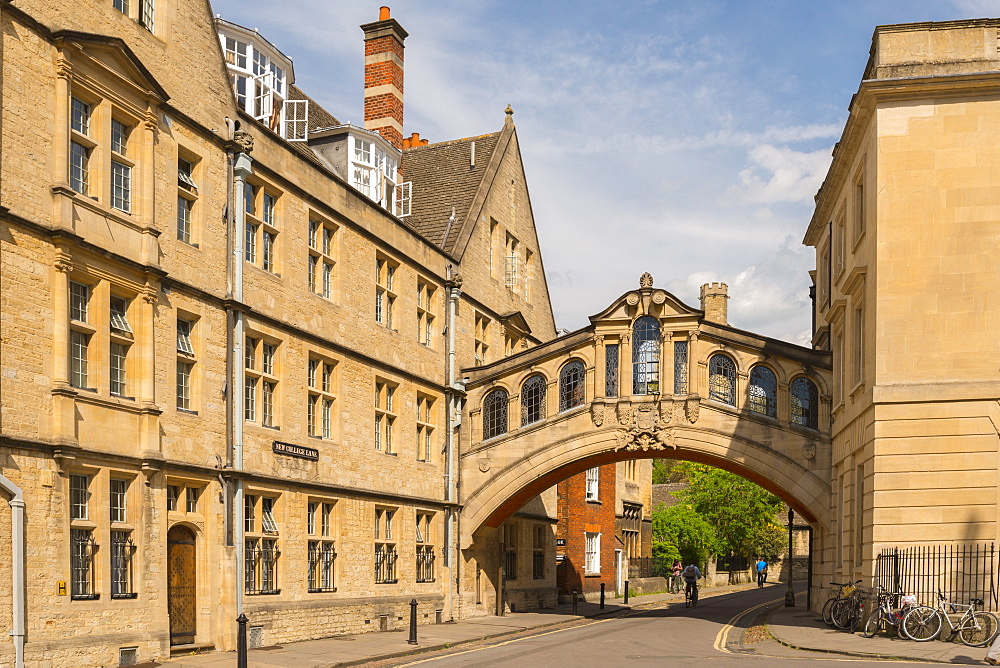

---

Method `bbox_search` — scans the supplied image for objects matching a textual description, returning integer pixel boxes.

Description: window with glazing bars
[585,467,599,501]
[502,523,517,580]
[245,538,279,594]
[308,540,336,592]
[482,388,508,440]
[708,354,736,406]
[604,344,619,398]
[70,474,90,519]
[520,375,547,427]
[110,478,127,523]
[558,361,585,411]
[632,316,660,395]
[790,378,819,429]
[71,529,98,598]
[375,508,397,583]
[673,340,688,394]
[111,531,136,598]
[532,526,545,579]
[416,513,434,583]
[748,366,777,417]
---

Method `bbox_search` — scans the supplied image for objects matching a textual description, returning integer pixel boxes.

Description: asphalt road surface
[372,587,930,667]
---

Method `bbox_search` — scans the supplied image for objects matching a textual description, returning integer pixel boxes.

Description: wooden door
[167,525,197,645]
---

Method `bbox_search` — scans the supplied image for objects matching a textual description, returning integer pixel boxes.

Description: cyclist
[670,560,683,594]
[682,563,701,605]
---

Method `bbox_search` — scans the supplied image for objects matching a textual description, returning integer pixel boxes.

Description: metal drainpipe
[0,473,25,668]
[231,132,252,620]
[444,273,462,620]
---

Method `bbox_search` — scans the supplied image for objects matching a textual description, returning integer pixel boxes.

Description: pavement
[157,583,999,667]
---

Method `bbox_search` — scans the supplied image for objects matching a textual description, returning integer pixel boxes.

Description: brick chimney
[361,6,407,150]
[700,282,729,325]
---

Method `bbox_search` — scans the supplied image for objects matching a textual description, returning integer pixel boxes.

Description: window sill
[584,572,601,578]
[378,451,398,457]
[70,519,97,530]
[262,424,281,431]
[585,499,601,505]
[110,394,137,402]
[71,594,100,601]
[307,588,337,593]
[246,590,281,596]
[71,385,98,394]
[849,380,865,399]
[111,592,138,600]
[375,580,398,585]
[176,408,199,416]
[416,579,436,584]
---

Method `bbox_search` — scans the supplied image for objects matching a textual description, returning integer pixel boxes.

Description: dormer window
[350,135,401,212]
[218,20,307,142]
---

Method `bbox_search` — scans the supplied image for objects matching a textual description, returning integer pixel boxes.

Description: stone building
[0,2,561,665]
[803,18,1000,582]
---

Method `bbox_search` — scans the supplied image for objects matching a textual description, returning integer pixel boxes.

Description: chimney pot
[379,6,391,20]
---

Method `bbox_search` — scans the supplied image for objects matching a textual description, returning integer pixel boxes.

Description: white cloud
[726,144,832,205]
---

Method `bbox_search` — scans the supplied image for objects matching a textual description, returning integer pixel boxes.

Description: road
[369,587,929,667]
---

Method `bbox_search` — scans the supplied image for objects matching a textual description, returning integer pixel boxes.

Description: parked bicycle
[822,580,862,626]
[902,590,1000,646]
[862,586,915,639]
[832,584,868,633]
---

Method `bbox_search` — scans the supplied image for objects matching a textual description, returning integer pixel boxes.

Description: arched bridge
[459,276,833,549]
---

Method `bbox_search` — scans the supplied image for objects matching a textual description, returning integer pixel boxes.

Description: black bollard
[237,613,248,668]
[600,582,605,609]
[572,589,578,615]
[408,599,418,645]
[624,581,629,604]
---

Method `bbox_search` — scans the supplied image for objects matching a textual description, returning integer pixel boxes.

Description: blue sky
[209,0,999,343]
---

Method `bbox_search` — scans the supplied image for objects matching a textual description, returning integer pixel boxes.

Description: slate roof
[400,131,501,255]
[652,483,690,510]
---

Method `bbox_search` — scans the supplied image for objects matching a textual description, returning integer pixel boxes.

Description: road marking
[713,597,782,653]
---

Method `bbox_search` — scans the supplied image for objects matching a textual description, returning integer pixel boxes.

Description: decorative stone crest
[659,399,674,424]
[616,402,633,426]
[802,442,817,461]
[685,396,700,424]
[639,272,654,288]
[614,403,677,452]
[233,129,254,154]
[673,400,686,423]
[478,458,492,472]
[590,402,604,427]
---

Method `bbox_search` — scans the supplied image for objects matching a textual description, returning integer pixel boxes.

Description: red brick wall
[556,464,617,595]
[363,31,405,149]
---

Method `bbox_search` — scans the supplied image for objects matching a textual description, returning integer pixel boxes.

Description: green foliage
[651,502,717,568]
[651,459,687,484]
[675,463,786,562]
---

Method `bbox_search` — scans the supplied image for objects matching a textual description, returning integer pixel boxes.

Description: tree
[676,463,786,576]
[651,459,687,484]
[650,502,717,570]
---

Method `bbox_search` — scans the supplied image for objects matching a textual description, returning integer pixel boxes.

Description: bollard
[600,582,605,609]
[236,613,248,668]
[572,589,578,615]
[408,598,418,645]
[624,581,629,604]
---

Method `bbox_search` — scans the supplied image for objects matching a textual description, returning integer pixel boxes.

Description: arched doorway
[167,525,197,646]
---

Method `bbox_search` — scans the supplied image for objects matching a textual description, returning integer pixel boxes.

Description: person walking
[755,558,768,588]
[670,560,683,594]
[985,628,1000,664]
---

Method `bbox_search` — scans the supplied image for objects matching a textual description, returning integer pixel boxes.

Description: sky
[209,0,1000,344]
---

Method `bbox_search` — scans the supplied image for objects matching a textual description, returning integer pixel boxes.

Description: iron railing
[874,543,998,611]
[375,543,398,584]
[416,546,435,583]
[628,556,672,579]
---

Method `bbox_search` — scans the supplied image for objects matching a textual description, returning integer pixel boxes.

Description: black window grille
[375,543,398,584]
[482,389,508,440]
[748,366,777,417]
[790,377,819,429]
[708,354,736,405]
[245,538,280,595]
[111,531,136,598]
[533,550,545,579]
[308,541,336,592]
[673,340,688,394]
[605,343,619,398]
[632,316,661,395]
[416,545,436,583]
[558,361,585,412]
[71,529,99,599]
[503,548,518,581]
[520,375,547,427]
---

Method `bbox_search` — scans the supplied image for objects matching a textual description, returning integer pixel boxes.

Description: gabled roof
[53,31,169,101]
[400,130,501,254]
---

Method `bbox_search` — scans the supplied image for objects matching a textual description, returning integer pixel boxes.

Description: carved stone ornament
[233,129,254,154]
[659,399,674,424]
[673,400,686,423]
[685,396,700,424]
[590,402,605,427]
[478,458,492,472]
[626,293,640,306]
[639,272,654,289]
[616,402,633,426]
[614,404,677,452]
[802,442,817,461]
[652,290,667,305]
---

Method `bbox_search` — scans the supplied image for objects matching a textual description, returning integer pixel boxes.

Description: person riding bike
[682,563,701,605]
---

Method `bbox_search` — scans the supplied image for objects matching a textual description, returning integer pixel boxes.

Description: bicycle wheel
[959,611,999,647]
[863,610,884,638]
[848,602,864,634]
[902,606,941,641]
[822,598,838,625]
[692,587,699,606]
[830,599,854,630]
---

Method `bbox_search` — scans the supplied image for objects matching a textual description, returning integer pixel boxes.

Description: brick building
[0,2,560,666]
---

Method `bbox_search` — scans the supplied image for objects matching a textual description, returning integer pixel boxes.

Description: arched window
[748,366,777,417]
[520,375,547,427]
[708,354,737,406]
[632,316,661,395]
[790,377,819,429]
[559,360,586,412]
[482,388,508,440]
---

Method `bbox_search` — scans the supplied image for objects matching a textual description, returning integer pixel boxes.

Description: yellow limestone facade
[803,19,1000,579]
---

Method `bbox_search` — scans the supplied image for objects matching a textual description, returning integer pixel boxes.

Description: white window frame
[585,532,601,574]
[585,467,599,501]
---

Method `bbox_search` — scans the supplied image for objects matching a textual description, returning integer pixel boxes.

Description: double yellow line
[713,596,782,653]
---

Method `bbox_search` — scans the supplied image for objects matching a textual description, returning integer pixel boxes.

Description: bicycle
[831,584,867,632]
[669,574,683,594]
[902,590,1000,646]
[684,580,699,608]
[862,586,913,639]
[822,580,862,626]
